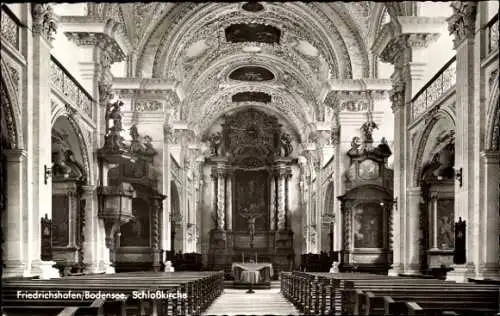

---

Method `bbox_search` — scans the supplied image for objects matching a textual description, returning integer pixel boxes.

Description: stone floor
[202,288,300,315]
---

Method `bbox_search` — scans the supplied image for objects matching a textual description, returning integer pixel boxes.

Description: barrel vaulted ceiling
[87,2,399,138]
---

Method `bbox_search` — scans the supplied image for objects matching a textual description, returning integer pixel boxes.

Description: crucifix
[240,202,264,248]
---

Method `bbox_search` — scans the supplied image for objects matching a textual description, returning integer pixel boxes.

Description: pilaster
[478,150,500,279]
[373,15,444,276]
[2,149,28,278]
[447,1,479,280]
[80,185,100,273]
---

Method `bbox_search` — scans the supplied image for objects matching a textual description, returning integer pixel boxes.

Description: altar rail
[411,56,456,121]
[50,56,95,120]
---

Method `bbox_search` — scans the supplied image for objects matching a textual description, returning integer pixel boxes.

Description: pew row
[280,271,500,316]
[2,271,224,316]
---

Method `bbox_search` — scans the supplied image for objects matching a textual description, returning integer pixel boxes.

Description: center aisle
[202,288,300,316]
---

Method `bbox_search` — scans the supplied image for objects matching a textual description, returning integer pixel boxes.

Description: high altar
[205,110,295,275]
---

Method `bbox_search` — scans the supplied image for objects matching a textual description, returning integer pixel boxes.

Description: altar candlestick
[256,253,258,263]
[242,253,245,263]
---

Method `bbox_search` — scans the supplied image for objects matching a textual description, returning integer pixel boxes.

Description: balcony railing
[1,5,22,50]
[411,56,456,121]
[50,56,95,120]
[486,13,498,54]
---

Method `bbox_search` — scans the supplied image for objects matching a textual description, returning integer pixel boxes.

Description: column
[447,1,479,280]
[226,171,233,231]
[429,193,439,250]
[81,185,100,273]
[161,127,171,264]
[406,187,422,274]
[478,151,500,278]
[3,149,27,277]
[151,196,164,272]
[276,169,286,231]
[285,172,291,231]
[29,4,59,279]
[373,25,442,275]
[269,173,276,230]
[216,168,225,231]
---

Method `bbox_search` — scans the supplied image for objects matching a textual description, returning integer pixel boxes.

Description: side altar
[205,110,296,276]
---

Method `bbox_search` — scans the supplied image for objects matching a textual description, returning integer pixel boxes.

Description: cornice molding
[61,16,133,58]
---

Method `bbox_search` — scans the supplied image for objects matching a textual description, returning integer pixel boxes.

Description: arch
[197,102,307,143]
[485,75,499,151]
[0,59,23,149]
[51,114,92,185]
[413,111,456,186]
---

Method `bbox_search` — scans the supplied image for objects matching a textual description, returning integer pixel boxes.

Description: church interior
[1,1,499,315]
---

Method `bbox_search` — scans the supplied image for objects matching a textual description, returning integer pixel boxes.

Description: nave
[2,270,499,316]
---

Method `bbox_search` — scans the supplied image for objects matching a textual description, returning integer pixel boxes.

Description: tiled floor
[202,288,300,315]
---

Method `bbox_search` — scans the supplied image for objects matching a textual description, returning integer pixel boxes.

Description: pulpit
[231,262,273,288]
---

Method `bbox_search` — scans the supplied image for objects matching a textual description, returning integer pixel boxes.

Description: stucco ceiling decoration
[98,2,375,143]
[181,52,319,120]
[229,66,275,81]
[192,84,313,136]
[141,3,361,80]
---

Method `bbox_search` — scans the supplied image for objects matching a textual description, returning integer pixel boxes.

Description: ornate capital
[31,4,58,42]
[447,1,478,48]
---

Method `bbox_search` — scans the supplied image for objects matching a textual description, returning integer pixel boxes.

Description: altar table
[231,263,273,283]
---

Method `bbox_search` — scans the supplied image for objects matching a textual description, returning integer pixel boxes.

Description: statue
[350,136,362,151]
[361,120,378,144]
[103,100,126,151]
[279,133,293,157]
[129,125,143,153]
[377,137,392,156]
[240,202,264,248]
[329,261,339,273]
[143,135,156,155]
[208,132,222,156]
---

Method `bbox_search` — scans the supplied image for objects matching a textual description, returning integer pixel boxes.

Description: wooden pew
[2,271,224,316]
[2,298,105,316]
[281,271,499,316]
[346,280,499,316]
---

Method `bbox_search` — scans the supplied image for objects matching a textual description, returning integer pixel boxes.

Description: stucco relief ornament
[447,1,477,48]
[389,82,405,110]
[31,4,58,42]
